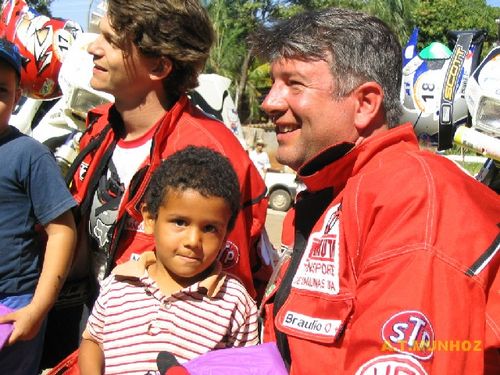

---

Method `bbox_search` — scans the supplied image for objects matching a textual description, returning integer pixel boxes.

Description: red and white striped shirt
[83,253,259,375]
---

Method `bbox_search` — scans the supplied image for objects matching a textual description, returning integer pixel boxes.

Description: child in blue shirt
[0,38,77,374]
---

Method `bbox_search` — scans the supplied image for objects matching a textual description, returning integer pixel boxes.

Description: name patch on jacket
[283,311,342,337]
[291,204,341,295]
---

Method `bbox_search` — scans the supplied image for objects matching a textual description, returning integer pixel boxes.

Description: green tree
[412,0,499,53]
[283,0,417,42]
[206,0,280,122]
[27,0,53,16]
[205,0,500,124]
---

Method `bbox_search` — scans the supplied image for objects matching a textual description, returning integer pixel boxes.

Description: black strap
[104,165,149,278]
[95,158,124,216]
[64,123,113,186]
[273,188,334,368]
[466,231,500,276]
[77,135,118,226]
[438,32,473,150]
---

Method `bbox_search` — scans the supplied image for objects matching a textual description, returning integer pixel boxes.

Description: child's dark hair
[144,146,241,231]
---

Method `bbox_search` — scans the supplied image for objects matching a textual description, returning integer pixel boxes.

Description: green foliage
[206,0,280,122]
[412,0,499,53]
[204,0,500,124]
[27,0,53,16]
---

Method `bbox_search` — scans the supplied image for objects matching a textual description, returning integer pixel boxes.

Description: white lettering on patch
[291,204,340,295]
[283,311,341,337]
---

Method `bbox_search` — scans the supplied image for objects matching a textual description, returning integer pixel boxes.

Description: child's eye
[204,225,217,233]
[173,219,187,227]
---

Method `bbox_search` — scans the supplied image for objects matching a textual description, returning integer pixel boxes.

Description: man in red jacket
[50,0,269,366]
[253,7,500,375]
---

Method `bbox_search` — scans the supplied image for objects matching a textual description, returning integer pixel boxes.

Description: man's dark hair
[144,146,241,231]
[251,7,402,128]
[107,0,214,102]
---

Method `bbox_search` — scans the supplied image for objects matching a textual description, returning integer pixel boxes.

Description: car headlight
[465,46,500,138]
[65,87,112,121]
[475,95,500,137]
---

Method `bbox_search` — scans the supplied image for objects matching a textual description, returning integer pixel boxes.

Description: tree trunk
[235,47,254,112]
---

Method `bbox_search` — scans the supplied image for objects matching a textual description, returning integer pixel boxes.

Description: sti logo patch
[381,310,435,360]
[355,354,427,375]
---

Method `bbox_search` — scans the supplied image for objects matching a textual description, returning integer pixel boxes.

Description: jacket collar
[298,123,418,194]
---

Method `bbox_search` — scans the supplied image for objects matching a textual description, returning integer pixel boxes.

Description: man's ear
[351,81,384,133]
[150,57,172,81]
[141,203,155,235]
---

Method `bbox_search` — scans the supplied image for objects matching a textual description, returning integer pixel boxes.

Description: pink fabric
[0,304,14,350]
[183,343,287,375]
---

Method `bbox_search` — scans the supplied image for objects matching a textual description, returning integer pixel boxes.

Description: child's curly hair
[144,146,241,231]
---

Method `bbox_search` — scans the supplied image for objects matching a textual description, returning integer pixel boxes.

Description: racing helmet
[400,28,485,146]
[0,0,82,99]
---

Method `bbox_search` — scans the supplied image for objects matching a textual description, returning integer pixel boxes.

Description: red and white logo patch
[355,354,428,375]
[291,204,341,295]
[218,240,239,269]
[381,310,435,360]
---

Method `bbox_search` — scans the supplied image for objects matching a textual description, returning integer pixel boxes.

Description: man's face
[261,57,358,171]
[87,14,156,100]
[0,61,21,133]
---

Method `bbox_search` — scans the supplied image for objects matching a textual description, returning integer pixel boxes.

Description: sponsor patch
[79,162,89,181]
[291,204,340,295]
[355,354,428,375]
[381,310,434,360]
[282,311,341,337]
[218,241,239,269]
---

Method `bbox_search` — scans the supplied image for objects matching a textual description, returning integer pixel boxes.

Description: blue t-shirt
[0,127,77,294]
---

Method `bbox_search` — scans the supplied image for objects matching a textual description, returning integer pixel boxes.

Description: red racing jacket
[69,95,270,299]
[261,124,500,374]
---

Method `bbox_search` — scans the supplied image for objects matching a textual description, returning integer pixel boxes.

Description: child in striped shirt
[78,146,259,375]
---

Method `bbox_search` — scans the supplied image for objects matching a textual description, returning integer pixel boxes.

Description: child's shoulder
[219,272,256,304]
[99,272,144,295]
[2,127,51,156]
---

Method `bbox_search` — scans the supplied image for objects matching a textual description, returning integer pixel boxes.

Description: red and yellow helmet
[0,0,82,99]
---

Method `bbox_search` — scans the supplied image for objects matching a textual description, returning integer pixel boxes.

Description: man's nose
[261,84,287,117]
[87,35,103,56]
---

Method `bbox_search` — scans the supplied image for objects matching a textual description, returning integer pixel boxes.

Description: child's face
[0,61,21,133]
[143,188,232,285]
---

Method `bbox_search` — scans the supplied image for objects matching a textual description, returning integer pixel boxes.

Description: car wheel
[269,188,292,212]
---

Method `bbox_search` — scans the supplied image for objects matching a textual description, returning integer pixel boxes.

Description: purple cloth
[0,304,14,350]
[183,343,288,375]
